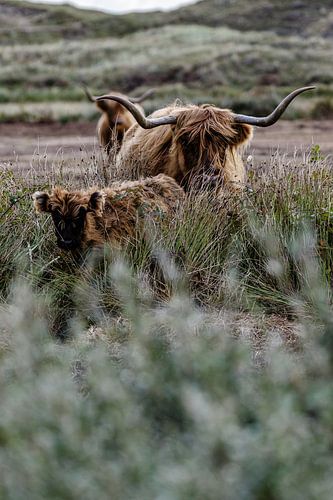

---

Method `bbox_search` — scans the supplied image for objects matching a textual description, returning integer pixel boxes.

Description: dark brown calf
[33,174,184,251]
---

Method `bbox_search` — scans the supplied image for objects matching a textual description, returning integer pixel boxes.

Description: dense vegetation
[0,2,333,496]
[0,146,332,330]
[0,147,333,497]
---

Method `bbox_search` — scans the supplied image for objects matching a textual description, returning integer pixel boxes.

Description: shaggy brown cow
[83,85,155,153]
[96,86,315,191]
[33,174,183,251]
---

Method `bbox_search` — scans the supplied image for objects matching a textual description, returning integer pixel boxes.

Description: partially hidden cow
[83,85,155,153]
[33,174,184,252]
[95,87,315,191]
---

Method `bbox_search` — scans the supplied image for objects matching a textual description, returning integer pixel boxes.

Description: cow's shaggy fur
[117,103,253,191]
[33,174,184,251]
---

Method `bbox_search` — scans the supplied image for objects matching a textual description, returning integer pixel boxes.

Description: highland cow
[83,85,155,153]
[96,87,315,191]
[33,175,183,251]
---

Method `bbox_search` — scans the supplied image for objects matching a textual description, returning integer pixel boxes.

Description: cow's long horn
[129,88,156,104]
[81,83,96,102]
[233,86,316,127]
[96,94,177,128]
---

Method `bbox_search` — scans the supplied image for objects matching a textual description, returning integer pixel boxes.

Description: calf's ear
[32,192,50,212]
[87,191,106,216]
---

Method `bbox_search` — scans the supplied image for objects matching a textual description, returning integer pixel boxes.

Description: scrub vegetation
[1,1,333,497]
[0,146,333,498]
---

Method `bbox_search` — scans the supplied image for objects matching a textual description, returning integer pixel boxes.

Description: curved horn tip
[233,86,316,127]
[293,85,316,94]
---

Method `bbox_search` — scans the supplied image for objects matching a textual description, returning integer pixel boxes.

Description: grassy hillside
[0,0,332,122]
[169,0,333,38]
[1,0,332,45]
[0,0,134,43]
[0,24,332,122]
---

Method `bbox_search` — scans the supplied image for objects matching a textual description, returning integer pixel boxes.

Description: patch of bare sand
[0,120,332,172]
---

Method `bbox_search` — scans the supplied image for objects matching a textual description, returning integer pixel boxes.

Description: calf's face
[33,189,105,251]
[50,205,87,250]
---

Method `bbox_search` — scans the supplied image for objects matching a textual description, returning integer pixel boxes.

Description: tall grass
[0,147,333,497]
[0,146,332,328]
